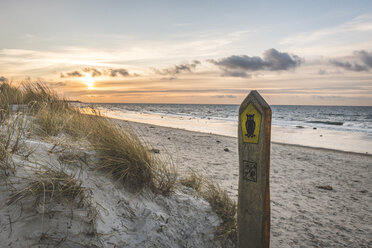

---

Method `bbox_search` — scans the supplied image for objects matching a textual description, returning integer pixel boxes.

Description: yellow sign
[240,103,261,143]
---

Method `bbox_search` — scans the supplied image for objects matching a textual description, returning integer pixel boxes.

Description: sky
[0,0,372,105]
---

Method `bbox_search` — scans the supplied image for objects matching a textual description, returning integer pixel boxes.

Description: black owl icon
[245,114,255,138]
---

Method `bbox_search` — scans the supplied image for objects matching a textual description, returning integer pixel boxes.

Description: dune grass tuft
[0,112,29,176]
[179,170,204,192]
[181,172,237,244]
[151,153,177,195]
[6,165,99,236]
[6,166,86,207]
[84,116,177,193]
[87,116,155,190]
[0,82,23,122]
[202,181,237,243]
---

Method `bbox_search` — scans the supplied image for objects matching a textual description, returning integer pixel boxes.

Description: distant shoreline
[76,101,372,107]
[111,117,372,156]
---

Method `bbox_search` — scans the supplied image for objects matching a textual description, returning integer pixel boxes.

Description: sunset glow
[0,1,371,105]
[82,74,95,90]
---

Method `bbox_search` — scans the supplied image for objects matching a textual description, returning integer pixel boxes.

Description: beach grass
[0,82,177,194]
[181,171,237,243]
[0,81,236,245]
[0,112,28,176]
[6,166,86,207]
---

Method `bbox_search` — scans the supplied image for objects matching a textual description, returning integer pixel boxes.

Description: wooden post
[238,90,271,248]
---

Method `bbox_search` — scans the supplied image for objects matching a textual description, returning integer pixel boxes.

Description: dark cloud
[330,50,372,72]
[60,71,83,78]
[161,77,177,81]
[60,68,132,78]
[212,95,237,99]
[0,76,8,82]
[221,70,251,78]
[318,69,327,75]
[210,48,302,77]
[356,50,372,68]
[329,60,368,72]
[312,95,343,100]
[53,82,66,87]
[263,49,301,70]
[83,67,102,77]
[110,68,129,77]
[154,60,201,76]
[317,69,343,75]
[67,88,246,96]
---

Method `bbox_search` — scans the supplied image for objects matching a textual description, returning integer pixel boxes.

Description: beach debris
[167,137,171,140]
[313,127,317,129]
[316,185,333,190]
[360,190,368,193]
[296,125,304,128]
[216,140,221,143]
[224,147,230,152]
[151,148,160,154]
[320,135,323,137]
[149,126,155,128]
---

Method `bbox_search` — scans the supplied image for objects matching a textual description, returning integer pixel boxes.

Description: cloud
[60,67,132,78]
[356,50,372,67]
[330,50,372,72]
[0,76,8,82]
[221,70,251,78]
[83,67,102,77]
[52,82,66,87]
[329,60,368,72]
[210,48,302,77]
[60,70,83,78]
[318,69,327,75]
[281,14,372,45]
[154,60,201,76]
[212,95,237,98]
[109,68,129,77]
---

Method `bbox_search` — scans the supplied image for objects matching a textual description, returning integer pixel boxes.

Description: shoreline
[110,116,372,157]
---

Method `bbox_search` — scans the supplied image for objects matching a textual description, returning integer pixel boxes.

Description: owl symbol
[245,114,255,138]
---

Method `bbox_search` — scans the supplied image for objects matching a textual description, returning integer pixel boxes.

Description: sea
[84,103,372,154]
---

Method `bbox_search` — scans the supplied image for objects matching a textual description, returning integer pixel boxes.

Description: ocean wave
[306,121,344,126]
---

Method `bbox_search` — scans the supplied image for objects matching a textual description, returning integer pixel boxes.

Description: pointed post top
[239,90,271,114]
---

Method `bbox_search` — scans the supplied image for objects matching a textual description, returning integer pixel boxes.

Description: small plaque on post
[243,160,257,183]
[240,103,262,144]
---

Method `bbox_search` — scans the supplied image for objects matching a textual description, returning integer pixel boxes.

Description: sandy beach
[124,119,372,247]
[0,105,370,247]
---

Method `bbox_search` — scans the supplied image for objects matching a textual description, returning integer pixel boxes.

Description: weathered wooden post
[238,90,271,248]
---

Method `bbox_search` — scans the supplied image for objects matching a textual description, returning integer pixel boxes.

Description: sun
[82,74,95,89]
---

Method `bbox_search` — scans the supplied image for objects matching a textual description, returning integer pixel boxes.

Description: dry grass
[0,81,177,194]
[151,153,177,195]
[179,170,204,192]
[181,171,237,244]
[5,165,98,236]
[0,82,23,122]
[0,112,29,176]
[6,166,86,207]
[85,115,177,193]
[22,83,70,111]
[202,181,237,243]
